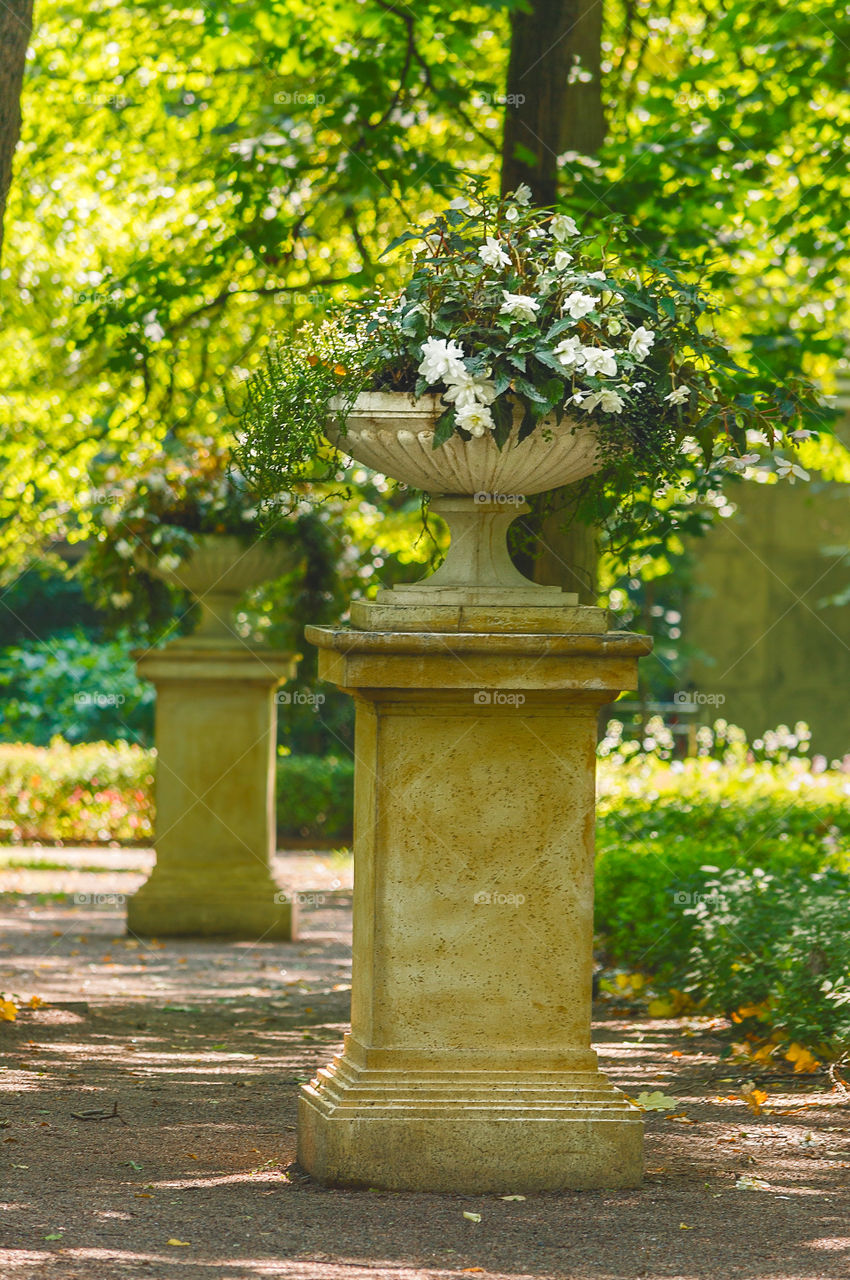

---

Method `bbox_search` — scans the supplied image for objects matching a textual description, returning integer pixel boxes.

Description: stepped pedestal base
[298,1039,642,1192]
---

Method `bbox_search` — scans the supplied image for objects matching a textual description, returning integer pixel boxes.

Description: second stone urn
[150,532,296,645]
[327,392,606,633]
[127,531,299,941]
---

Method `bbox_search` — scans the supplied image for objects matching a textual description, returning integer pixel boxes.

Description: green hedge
[0,739,155,845]
[594,752,850,976]
[275,753,354,842]
[0,741,354,846]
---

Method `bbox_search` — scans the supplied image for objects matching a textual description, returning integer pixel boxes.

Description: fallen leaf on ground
[0,999,17,1021]
[500,1195,525,1201]
[742,1086,769,1115]
[634,1091,678,1111]
[736,1176,771,1190]
[28,996,45,1009]
[463,1212,482,1223]
[167,1239,191,1246]
[679,1223,693,1229]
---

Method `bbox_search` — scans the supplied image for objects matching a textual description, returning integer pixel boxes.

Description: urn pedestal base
[126,645,297,941]
[297,626,651,1192]
[299,1038,642,1192]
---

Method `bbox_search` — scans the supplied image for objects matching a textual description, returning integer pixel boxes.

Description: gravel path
[0,850,848,1279]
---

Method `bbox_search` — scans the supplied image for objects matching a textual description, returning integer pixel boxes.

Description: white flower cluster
[548,325,657,415]
[417,337,497,436]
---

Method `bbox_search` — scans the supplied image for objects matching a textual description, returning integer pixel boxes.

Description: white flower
[665,385,690,405]
[455,402,495,437]
[554,249,573,271]
[478,237,511,269]
[115,539,133,559]
[418,337,467,384]
[157,553,182,573]
[562,290,596,320]
[109,591,133,609]
[582,389,626,414]
[586,270,607,280]
[628,326,655,361]
[554,336,585,370]
[551,214,580,241]
[511,183,533,205]
[720,452,760,473]
[581,346,618,377]
[599,389,626,413]
[788,428,813,441]
[505,205,519,223]
[443,372,497,408]
[775,457,810,483]
[500,291,540,322]
[102,506,120,528]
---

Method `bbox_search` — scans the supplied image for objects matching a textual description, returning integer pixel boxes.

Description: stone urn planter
[128,529,298,941]
[145,532,296,646]
[328,391,605,631]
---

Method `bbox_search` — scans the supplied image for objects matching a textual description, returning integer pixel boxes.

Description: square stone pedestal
[297,627,652,1192]
[126,645,297,940]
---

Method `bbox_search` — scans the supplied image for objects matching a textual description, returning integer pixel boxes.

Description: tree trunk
[501,0,604,602]
[0,0,34,261]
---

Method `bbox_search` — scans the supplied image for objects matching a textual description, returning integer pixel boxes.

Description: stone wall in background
[685,426,850,760]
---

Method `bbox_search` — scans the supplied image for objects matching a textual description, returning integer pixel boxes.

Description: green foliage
[78,435,310,632]
[683,866,850,1054]
[594,725,850,974]
[275,753,354,842]
[237,187,821,535]
[0,739,155,844]
[3,0,846,578]
[0,632,155,746]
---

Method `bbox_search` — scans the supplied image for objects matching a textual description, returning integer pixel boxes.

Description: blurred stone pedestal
[297,624,651,1192]
[127,645,297,940]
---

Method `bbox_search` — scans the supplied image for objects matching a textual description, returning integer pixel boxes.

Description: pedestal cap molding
[134,645,295,685]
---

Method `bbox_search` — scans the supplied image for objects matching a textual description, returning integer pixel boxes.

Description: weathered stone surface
[127,645,297,940]
[298,626,649,1191]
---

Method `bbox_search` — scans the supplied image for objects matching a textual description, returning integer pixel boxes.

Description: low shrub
[0,739,155,844]
[0,740,354,846]
[595,754,849,974]
[684,866,850,1059]
[0,631,156,747]
[275,753,354,842]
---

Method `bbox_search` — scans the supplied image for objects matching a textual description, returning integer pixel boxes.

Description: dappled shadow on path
[0,889,848,1280]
